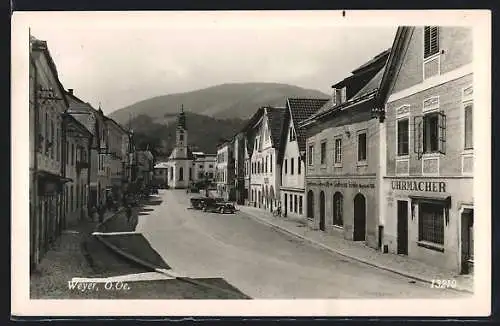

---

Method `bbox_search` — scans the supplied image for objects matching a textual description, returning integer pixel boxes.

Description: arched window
[333,192,343,227]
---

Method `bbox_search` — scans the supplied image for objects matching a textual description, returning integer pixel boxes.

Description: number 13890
[431,279,457,289]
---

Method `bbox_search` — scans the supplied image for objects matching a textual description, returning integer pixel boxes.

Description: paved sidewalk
[237,205,474,293]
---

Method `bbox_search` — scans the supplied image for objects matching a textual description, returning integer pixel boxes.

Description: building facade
[30,36,71,267]
[153,162,169,187]
[375,26,474,274]
[105,116,129,202]
[166,109,194,189]
[300,50,390,249]
[192,152,217,182]
[233,133,247,205]
[278,98,329,219]
[62,112,92,228]
[248,107,286,212]
[216,141,235,200]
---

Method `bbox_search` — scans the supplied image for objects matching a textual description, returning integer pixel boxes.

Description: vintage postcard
[12,10,491,317]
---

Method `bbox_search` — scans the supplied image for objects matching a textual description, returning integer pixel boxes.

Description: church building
[166,107,194,189]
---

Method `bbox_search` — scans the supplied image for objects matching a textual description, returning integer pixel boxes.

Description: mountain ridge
[109,82,330,125]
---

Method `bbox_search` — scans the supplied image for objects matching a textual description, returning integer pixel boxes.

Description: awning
[408,195,451,208]
[36,171,72,195]
[36,171,72,184]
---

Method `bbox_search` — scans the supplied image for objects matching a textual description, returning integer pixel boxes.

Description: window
[294,194,298,213]
[179,167,184,181]
[464,103,473,149]
[170,167,173,180]
[358,133,367,161]
[270,154,273,172]
[209,164,213,168]
[289,194,293,212]
[189,168,192,181]
[50,120,55,159]
[424,26,439,59]
[320,141,326,164]
[299,196,303,215]
[284,159,288,174]
[397,119,409,156]
[308,145,314,166]
[334,138,342,164]
[56,127,60,161]
[71,144,75,165]
[265,156,268,173]
[199,165,203,169]
[418,202,445,245]
[297,157,301,174]
[333,192,343,226]
[290,158,294,175]
[423,112,446,154]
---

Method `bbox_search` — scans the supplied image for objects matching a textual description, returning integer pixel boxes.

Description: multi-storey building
[192,152,217,182]
[374,26,474,274]
[216,140,235,200]
[233,132,247,205]
[278,98,329,219]
[247,106,286,212]
[136,150,155,191]
[62,109,92,227]
[105,116,129,202]
[300,50,390,249]
[29,36,71,267]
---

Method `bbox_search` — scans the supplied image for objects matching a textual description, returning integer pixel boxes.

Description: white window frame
[422,26,441,80]
[421,97,442,176]
[356,129,368,166]
[320,139,327,167]
[334,136,342,168]
[308,143,314,166]
[461,85,474,176]
[396,105,410,175]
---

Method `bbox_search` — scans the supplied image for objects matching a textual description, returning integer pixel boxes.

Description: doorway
[461,208,474,274]
[284,193,288,216]
[319,191,326,231]
[353,194,366,241]
[397,200,408,255]
[307,190,314,220]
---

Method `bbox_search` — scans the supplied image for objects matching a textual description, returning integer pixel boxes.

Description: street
[135,189,467,299]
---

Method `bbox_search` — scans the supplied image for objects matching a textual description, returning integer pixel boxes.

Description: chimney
[68,89,74,95]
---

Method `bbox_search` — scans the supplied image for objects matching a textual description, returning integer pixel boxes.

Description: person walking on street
[126,204,132,224]
[98,205,105,223]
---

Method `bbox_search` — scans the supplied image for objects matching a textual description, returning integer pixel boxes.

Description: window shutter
[413,116,423,159]
[424,26,439,58]
[438,111,447,154]
[341,87,347,103]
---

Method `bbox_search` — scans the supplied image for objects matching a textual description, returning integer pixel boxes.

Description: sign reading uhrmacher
[391,180,446,193]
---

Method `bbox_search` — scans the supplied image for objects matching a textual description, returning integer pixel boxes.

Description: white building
[192,152,216,182]
[278,98,329,218]
[248,106,286,212]
[216,141,234,200]
[166,108,194,189]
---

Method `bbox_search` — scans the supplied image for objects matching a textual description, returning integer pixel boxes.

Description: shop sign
[391,180,446,193]
[308,180,375,189]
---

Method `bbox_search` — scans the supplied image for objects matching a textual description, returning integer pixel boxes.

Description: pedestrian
[98,205,105,223]
[126,204,132,224]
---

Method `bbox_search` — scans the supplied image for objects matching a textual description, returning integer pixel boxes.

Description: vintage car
[202,198,235,214]
[190,196,207,210]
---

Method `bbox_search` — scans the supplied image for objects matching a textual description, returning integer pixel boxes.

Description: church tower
[167,105,193,189]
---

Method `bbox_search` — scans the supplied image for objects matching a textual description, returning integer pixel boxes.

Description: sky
[25,12,397,115]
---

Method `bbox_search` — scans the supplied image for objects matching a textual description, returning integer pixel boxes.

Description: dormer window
[332,87,347,106]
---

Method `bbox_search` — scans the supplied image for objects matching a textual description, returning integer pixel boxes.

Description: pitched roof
[266,106,287,149]
[351,66,385,101]
[286,98,329,155]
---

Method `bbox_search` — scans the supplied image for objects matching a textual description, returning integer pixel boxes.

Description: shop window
[334,138,342,164]
[289,194,293,212]
[357,133,367,161]
[333,192,343,226]
[424,26,439,59]
[308,145,314,166]
[418,202,445,245]
[464,103,473,149]
[397,118,409,156]
[320,141,326,164]
[294,194,298,213]
[299,195,303,215]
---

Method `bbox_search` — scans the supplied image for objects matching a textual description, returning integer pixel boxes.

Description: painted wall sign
[307,180,375,189]
[391,180,446,193]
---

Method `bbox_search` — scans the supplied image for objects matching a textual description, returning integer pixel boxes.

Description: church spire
[177,105,186,130]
